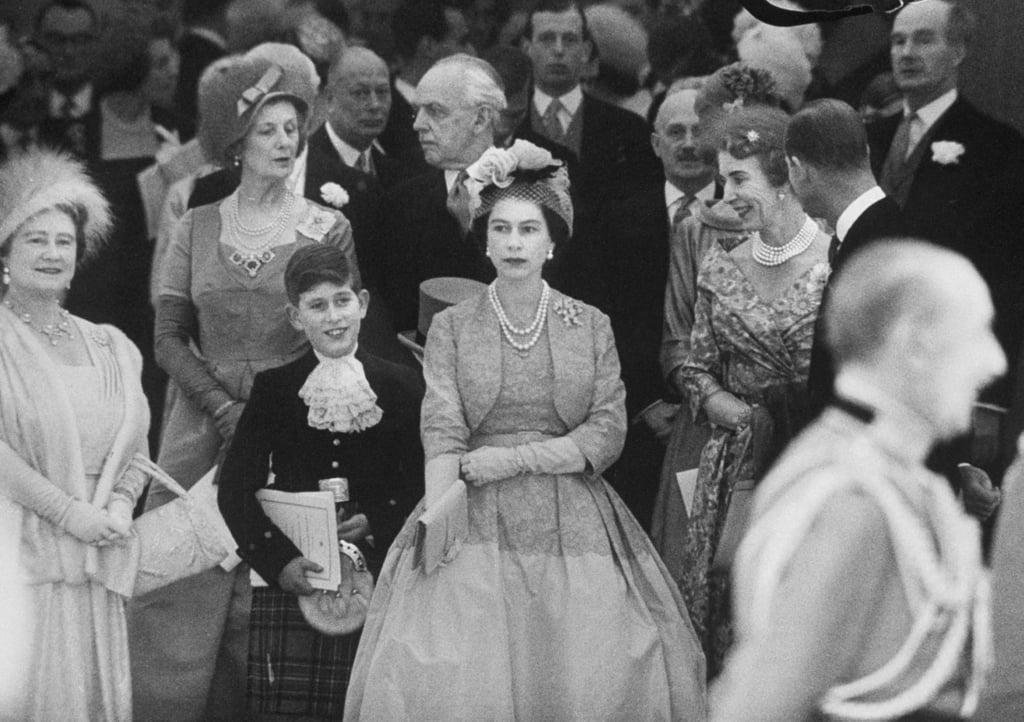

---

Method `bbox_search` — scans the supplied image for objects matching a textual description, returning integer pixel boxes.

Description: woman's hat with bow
[197,42,319,167]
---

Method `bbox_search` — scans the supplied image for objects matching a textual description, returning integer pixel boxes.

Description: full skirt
[344,470,707,721]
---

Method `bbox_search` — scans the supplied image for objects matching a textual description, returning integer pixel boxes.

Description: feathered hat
[466,140,573,234]
[197,43,319,166]
[0,149,111,261]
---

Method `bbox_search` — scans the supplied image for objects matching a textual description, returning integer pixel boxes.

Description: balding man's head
[827,239,1005,437]
[413,54,505,169]
[326,47,391,150]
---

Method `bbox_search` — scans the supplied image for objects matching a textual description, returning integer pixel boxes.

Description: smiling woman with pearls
[345,141,707,720]
[0,148,154,720]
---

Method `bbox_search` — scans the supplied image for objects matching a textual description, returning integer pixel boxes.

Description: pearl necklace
[751,215,818,267]
[227,191,296,277]
[4,298,73,346]
[489,282,550,354]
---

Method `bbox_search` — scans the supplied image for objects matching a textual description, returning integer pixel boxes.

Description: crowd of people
[2,0,1024,719]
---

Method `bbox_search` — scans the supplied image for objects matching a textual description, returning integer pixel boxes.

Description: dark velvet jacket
[217,349,425,583]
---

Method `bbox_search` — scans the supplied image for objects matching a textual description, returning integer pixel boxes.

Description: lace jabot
[298,348,383,433]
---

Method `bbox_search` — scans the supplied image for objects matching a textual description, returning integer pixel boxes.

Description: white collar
[444,147,495,191]
[49,83,93,119]
[905,88,957,133]
[187,26,227,50]
[324,122,381,167]
[664,179,716,209]
[533,85,583,117]
[394,77,416,105]
[834,369,935,465]
[835,186,886,242]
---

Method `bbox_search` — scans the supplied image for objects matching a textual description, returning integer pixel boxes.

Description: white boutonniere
[931,141,965,166]
[553,297,584,327]
[297,206,337,241]
[320,182,349,209]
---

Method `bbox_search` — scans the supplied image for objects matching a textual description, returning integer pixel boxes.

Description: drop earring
[546,249,554,260]
[231,155,241,170]
[1,266,8,286]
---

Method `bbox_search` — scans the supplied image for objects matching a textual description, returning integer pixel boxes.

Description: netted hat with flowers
[466,140,573,234]
[197,43,319,166]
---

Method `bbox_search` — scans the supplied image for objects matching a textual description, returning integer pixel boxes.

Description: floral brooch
[320,182,349,209]
[297,206,337,241]
[553,297,583,327]
[931,141,965,166]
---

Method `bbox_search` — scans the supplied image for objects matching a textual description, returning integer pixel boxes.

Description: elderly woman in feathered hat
[345,140,707,720]
[0,149,152,720]
[127,44,357,720]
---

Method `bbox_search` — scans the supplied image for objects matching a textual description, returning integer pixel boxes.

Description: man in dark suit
[174,0,229,140]
[786,98,903,414]
[789,97,1001,521]
[31,0,101,158]
[381,0,473,169]
[376,54,505,334]
[309,47,411,291]
[521,0,660,300]
[596,87,719,529]
[867,0,1024,397]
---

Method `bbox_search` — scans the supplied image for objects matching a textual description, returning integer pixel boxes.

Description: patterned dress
[344,292,708,720]
[680,241,827,675]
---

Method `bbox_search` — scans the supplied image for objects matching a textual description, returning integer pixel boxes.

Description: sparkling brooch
[553,297,583,327]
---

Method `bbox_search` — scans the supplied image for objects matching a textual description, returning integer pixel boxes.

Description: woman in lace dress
[345,142,707,721]
[128,47,357,720]
[678,106,829,676]
[0,149,150,720]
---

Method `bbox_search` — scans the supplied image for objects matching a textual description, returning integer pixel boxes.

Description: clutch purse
[297,539,375,636]
[413,479,468,575]
[97,455,237,597]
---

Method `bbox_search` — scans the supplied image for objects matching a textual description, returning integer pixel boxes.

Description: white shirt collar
[324,122,382,168]
[49,83,93,119]
[835,186,886,242]
[444,169,462,193]
[395,77,416,105]
[187,26,227,50]
[905,88,957,133]
[664,179,716,214]
[444,147,496,191]
[533,85,583,117]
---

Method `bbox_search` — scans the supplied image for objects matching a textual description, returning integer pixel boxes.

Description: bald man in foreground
[711,240,1004,720]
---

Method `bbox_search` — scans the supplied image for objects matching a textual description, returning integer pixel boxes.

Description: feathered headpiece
[465,140,573,233]
[0,149,111,260]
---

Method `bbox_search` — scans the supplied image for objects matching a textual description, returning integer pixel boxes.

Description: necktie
[357,150,374,176]
[828,233,841,265]
[671,196,693,233]
[446,170,472,237]
[880,111,916,194]
[542,98,566,145]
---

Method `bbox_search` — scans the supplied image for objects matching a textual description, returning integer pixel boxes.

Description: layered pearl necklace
[227,190,296,277]
[488,281,550,354]
[751,215,818,267]
[4,297,73,346]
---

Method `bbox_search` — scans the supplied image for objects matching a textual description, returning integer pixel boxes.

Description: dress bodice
[60,365,123,477]
[475,326,567,439]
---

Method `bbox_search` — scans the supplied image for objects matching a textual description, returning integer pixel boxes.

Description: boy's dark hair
[284,244,362,305]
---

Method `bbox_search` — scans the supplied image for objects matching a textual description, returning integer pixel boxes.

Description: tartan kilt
[249,587,361,718]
